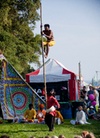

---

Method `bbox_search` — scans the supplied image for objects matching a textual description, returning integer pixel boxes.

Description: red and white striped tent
[26,59,79,101]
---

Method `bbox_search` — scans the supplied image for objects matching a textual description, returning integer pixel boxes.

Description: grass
[0,119,100,138]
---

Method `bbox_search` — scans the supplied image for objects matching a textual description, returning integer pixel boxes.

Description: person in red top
[45,89,60,131]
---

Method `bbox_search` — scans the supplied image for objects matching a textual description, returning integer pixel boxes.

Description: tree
[0,0,42,78]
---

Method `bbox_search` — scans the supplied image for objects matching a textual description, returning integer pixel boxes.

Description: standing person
[80,86,87,101]
[45,89,60,131]
[87,85,94,107]
[42,24,55,58]
[87,85,94,98]
[93,87,99,107]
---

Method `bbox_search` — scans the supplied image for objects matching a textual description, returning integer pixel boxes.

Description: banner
[0,57,45,119]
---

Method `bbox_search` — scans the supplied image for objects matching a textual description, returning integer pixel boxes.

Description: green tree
[0,0,42,78]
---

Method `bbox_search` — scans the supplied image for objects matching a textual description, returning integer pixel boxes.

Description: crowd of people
[0,131,96,138]
[79,85,100,120]
[74,131,96,138]
[12,89,64,132]
[0,86,99,138]
[80,85,99,108]
[70,84,100,125]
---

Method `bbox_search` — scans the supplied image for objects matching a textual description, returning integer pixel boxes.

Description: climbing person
[42,24,55,58]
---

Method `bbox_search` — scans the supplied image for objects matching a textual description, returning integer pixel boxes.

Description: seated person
[85,132,96,138]
[24,103,36,122]
[0,135,10,138]
[58,135,65,138]
[87,106,96,119]
[94,108,100,120]
[81,131,89,138]
[83,106,89,120]
[70,106,90,125]
[55,110,64,124]
[36,104,46,123]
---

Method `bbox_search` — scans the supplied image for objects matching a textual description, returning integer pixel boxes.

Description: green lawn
[0,120,100,138]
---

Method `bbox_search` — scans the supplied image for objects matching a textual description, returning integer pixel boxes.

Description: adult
[97,87,100,107]
[80,86,87,101]
[0,135,10,138]
[42,24,55,58]
[85,132,96,138]
[75,106,90,124]
[87,85,94,98]
[24,103,36,122]
[87,85,94,107]
[87,106,96,119]
[55,110,64,124]
[93,87,99,107]
[70,106,90,125]
[45,89,60,131]
[94,108,100,120]
[58,135,65,138]
[81,131,89,138]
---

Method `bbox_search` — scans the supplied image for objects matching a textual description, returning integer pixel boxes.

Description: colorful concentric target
[12,91,27,110]
[5,87,33,115]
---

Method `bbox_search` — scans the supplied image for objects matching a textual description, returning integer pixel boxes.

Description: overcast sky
[33,0,100,82]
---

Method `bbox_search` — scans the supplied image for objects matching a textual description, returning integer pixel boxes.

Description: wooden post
[40,2,47,105]
[78,62,81,97]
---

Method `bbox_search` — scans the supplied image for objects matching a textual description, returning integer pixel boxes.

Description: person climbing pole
[42,24,55,58]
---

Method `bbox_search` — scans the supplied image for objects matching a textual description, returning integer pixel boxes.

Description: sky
[33,0,100,82]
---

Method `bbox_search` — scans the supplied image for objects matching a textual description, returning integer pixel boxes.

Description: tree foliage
[0,0,42,78]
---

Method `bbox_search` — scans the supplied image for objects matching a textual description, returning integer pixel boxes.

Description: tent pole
[40,1,47,106]
[78,62,81,97]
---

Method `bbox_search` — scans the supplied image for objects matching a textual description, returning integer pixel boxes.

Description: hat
[90,106,94,109]
[39,104,44,109]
